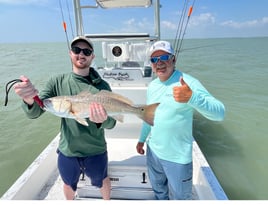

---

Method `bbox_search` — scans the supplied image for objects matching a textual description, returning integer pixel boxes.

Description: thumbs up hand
[173,77,192,103]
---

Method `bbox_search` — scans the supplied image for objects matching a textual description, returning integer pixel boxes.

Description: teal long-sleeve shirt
[139,70,225,164]
[22,69,116,157]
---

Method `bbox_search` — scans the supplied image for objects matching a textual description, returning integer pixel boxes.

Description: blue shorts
[146,145,193,200]
[57,150,108,191]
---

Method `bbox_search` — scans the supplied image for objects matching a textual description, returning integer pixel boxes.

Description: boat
[1,0,228,200]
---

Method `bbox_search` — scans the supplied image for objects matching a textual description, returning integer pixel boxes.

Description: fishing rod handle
[33,96,44,108]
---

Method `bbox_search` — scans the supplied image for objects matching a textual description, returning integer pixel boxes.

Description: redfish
[43,90,158,126]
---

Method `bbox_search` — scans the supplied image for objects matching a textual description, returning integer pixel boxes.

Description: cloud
[221,17,268,28]
[158,13,216,32]
[124,18,135,26]
[120,17,152,33]
[156,13,217,38]
[189,13,216,27]
[262,17,268,24]
[161,21,177,30]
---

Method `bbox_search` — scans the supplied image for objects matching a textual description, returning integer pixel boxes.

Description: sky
[0,0,267,43]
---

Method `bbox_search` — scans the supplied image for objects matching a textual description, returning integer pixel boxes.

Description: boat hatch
[77,158,155,200]
[96,0,152,8]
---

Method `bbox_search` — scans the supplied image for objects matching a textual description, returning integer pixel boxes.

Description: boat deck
[37,122,226,200]
[1,120,227,200]
[38,140,199,200]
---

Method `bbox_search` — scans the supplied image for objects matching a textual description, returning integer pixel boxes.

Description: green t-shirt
[22,68,116,157]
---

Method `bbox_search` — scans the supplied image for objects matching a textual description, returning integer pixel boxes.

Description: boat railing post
[154,0,160,40]
[73,0,84,36]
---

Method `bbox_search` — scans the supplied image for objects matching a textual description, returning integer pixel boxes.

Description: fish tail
[140,103,159,126]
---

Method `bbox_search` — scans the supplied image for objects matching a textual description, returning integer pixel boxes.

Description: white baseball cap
[149,40,174,56]
[71,36,94,50]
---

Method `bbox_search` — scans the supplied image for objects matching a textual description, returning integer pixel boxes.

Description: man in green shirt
[13,36,116,200]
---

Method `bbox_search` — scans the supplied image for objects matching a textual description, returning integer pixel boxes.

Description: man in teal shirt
[136,40,225,200]
[14,36,116,200]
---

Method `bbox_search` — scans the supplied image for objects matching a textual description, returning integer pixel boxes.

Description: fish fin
[70,110,89,126]
[110,114,124,123]
[77,90,133,105]
[75,118,89,126]
[77,91,93,97]
[97,90,133,105]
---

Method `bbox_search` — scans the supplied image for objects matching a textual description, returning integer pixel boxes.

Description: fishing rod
[174,0,189,55]
[174,0,195,58]
[59,0,77,68]
[175,3,194,58]
[59,0,71,50]
[66,0,74,39]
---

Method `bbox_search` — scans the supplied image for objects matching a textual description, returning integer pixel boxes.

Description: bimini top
[96,0,152,8]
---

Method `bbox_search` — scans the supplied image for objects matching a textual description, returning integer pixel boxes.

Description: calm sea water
[0,37,267,200]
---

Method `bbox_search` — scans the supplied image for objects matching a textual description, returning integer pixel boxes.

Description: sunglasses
[150,54,173,63]
[71,47,93,56]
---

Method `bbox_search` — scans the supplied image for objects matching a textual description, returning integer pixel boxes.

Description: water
[0,37,268,200]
